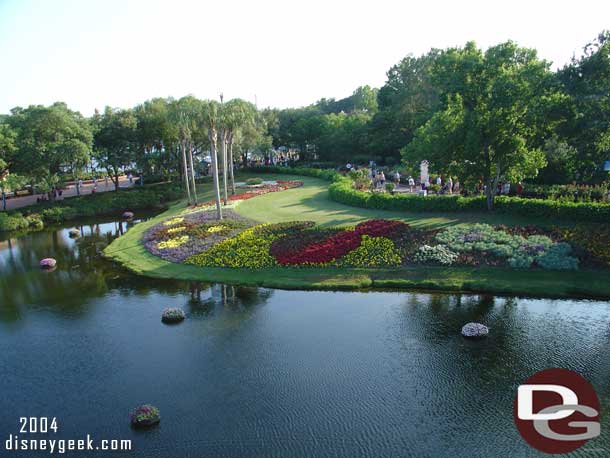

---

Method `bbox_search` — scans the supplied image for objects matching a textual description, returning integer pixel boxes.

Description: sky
[0,0,608,115]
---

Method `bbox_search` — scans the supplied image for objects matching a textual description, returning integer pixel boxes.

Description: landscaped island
[104,173,610,299]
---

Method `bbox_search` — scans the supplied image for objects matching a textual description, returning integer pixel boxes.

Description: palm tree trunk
[188,142,198,204]
[228,132,236,195]
[220,130,228,204]
[181,142,192,204]
[209,129,223,220]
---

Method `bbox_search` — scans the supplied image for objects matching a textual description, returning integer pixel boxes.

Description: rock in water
[130,405,160,428]
[39,258,57,269]
[461,322,489,338]
[161,307,186,324]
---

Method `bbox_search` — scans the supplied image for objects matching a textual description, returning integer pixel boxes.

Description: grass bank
[103,174,610,299]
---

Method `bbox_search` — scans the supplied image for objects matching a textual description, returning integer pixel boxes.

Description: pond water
[1,217,610,457]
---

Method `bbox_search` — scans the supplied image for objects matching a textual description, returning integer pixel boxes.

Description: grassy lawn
[235,175,592,229]
[103,173,610,299]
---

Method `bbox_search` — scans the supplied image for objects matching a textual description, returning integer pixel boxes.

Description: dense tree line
[0,32,608,212]
[0,96,265,215]
[266,32,610,193]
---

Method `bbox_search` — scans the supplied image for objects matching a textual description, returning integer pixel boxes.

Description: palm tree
[202,100,223,220]
[224,99,257,194]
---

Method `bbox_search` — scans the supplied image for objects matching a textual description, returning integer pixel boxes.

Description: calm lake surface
[1,217,610,458]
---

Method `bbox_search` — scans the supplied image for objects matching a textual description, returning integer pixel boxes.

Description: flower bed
[186,222,314,268]
[434,224,579,270]
[272,219,408,265]
[144,209,253,263]
[192,180,303,210]
[145,204,598,272]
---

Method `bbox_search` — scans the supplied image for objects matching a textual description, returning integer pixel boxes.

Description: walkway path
[4,176,134,211]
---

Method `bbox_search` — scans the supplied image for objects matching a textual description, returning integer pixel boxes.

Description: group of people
[36,187,64,203]
[418,175,461,195]
[474,180,524,196]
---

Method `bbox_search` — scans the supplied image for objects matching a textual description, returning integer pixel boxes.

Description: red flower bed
[354,219,408,239]
[274,219,409,265]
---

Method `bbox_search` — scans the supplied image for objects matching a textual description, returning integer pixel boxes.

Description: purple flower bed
[144,209,254,263]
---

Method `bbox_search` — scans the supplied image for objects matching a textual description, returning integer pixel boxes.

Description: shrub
[414,245,459,265]
[435,224,579,270]
[245,177,263,186]
[554,225,610,267]
[247,166,338,182]
[328,175,487,213]
[494,196,610,223]
[0,184,183,232]
[0,212,29,231]
[161,307,186,324]
[385,182,395,193]
[536,244,579,270]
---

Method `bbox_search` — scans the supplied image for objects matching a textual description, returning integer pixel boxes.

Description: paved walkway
[4,176,135,211]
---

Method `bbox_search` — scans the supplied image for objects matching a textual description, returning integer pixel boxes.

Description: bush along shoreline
[0,184,182,232]
[247,167,610,223]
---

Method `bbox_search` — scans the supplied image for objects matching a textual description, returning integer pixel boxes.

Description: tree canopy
[402,41,567,208]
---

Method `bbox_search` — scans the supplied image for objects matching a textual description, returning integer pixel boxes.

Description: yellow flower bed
[207,225,225,233]
[158,235,189,249]
[163,217,185,226]
[167,226,186,234]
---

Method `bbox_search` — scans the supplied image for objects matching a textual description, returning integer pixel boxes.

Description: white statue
[420,160,429,187]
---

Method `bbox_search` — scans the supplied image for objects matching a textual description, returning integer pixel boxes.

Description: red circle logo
[514,368,600,454]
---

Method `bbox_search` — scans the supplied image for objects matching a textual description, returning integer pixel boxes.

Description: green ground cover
[103,173,610,298]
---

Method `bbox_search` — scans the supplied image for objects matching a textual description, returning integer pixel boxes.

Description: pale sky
[0,0,608,115]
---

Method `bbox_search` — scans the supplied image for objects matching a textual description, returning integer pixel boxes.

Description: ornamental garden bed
[145,210,608,271]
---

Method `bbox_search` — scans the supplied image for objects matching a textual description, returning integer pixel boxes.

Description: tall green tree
[170,96,205,205]
[368,50,441,162]
[557,31,610,183]
[134,98,174,176]
[7,103,92,183]
[224,99,257,194]
[403,41,566,209]
[0,122,16,180]
[92,107,137,191]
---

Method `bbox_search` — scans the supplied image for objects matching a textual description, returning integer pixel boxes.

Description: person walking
[453,179,460,195]
[379,171,386,188]
[447,176,453,194]
[394,170,400,187]
[408,176,415,192]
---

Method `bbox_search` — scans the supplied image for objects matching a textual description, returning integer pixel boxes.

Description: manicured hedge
[329,176,487,212]
[0,184,183,232]
[495,196,610,222]
[248,166,610,222]
[246,166,338,182]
